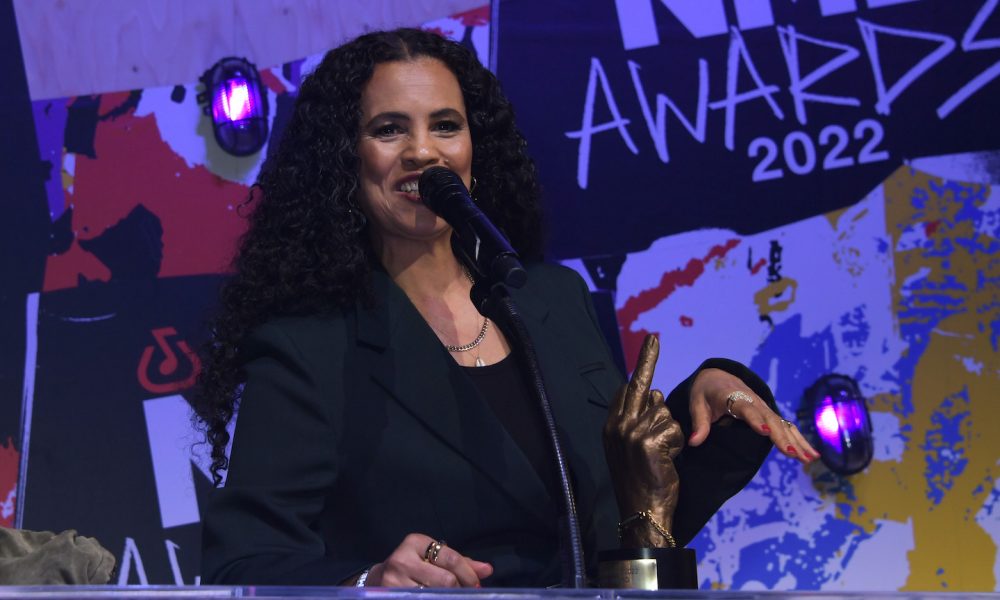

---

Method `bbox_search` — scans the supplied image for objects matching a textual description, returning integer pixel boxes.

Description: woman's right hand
[364,534,493,588]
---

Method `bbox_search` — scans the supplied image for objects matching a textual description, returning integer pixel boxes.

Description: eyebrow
[363,108,465,129]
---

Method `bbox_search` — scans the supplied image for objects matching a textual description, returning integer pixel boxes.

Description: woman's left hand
[687,368,818,463]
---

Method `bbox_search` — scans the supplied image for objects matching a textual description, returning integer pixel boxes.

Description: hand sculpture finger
[666,420,684,460]
[646,391,678,438]
[622,334,659,419]
[654,399,685,461]
[644,384,660,412]
[649,410,684,460]
[646,388,665,419]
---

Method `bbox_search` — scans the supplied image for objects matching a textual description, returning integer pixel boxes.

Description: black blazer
[201,264,774,586]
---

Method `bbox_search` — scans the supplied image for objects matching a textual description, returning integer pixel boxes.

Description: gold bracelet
[618,510,677,548]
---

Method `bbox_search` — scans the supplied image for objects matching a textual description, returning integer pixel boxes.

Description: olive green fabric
[0,528,115,584]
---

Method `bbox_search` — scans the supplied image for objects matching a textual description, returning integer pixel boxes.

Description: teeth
[400,180,419,194]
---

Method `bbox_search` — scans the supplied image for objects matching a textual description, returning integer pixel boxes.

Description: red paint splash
[43,106,250,291]
[454,5,489,26]
[99,91,134,114]
[0,437,18,528]
[680,315,694,327]
[750,257,767,275]
[924,220,942,237]
[259,70,289,94]
[617,239,740,373]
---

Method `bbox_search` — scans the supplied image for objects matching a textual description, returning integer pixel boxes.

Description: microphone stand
[469,274,587,589]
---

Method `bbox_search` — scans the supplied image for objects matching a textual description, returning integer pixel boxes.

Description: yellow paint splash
[820,166,1000,591]
[755,278,798,315]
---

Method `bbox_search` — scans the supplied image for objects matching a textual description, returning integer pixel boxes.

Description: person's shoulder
[263,313,350,336]
[525,262,587,295]
[242,312,353,362]
[524,261,588,291]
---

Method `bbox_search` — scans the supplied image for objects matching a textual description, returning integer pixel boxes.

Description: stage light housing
[197,57,269,156]
[800,374,874,475]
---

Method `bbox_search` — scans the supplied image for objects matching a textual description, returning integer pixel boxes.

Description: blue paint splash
[922,387,971,505]
[730,515,868,590]
[839,306,871,356]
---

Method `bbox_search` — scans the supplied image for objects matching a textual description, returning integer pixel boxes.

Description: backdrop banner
[8,9,491,584]
[496,0,1000,258]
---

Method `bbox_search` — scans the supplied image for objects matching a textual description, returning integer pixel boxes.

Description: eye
[434,120,463,134]
[373,123,403,137]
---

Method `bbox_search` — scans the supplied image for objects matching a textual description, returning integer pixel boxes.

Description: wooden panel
[13,0,488,100]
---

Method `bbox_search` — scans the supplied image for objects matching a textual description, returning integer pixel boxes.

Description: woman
[195,28,817,588]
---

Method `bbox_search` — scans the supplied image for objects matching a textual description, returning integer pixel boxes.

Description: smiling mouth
[399,180,419,195]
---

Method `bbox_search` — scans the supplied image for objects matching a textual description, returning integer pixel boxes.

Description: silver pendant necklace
[445,317,490,367]
[444,266,488,367]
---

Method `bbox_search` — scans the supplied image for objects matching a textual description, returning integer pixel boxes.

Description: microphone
[419,167,527,288]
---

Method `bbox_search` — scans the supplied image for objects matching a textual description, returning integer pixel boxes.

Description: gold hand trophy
[598,335,697,589]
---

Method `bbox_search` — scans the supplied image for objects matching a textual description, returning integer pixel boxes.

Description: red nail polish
[761,424,771,433]
[787,445,797,454]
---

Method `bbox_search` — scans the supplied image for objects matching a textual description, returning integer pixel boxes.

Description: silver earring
[470,176,478,194]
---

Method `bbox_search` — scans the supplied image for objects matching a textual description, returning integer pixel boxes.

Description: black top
[463,353,561,501]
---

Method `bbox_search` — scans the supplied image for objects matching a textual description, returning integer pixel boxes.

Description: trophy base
[597,547,698,589]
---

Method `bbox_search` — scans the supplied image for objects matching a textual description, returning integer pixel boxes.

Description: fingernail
[786,445,797,454]
[761,424,771,433]
[688,433,696,444]
[475,583,481,588]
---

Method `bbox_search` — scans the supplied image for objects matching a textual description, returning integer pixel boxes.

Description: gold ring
[423,539,446,564]
[726,391,754,418]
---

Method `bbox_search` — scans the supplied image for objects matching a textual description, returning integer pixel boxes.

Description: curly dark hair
[193,28,544,485]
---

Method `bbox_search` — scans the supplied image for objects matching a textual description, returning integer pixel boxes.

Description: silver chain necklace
[445,318,490,353]
[443,267,489,366]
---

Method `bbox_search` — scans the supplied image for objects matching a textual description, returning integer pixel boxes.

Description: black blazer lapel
[355,270,554,528]
[507,273,619,548]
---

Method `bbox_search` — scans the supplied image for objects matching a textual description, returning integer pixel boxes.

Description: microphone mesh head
[419,167,467,214]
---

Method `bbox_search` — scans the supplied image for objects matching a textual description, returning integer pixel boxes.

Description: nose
[401,129,442,169]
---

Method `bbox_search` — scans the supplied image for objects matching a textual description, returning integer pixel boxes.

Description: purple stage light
[198,57,269,156]
[801,374,874,475]
[216,78,253,122]
[815,401,843,453]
